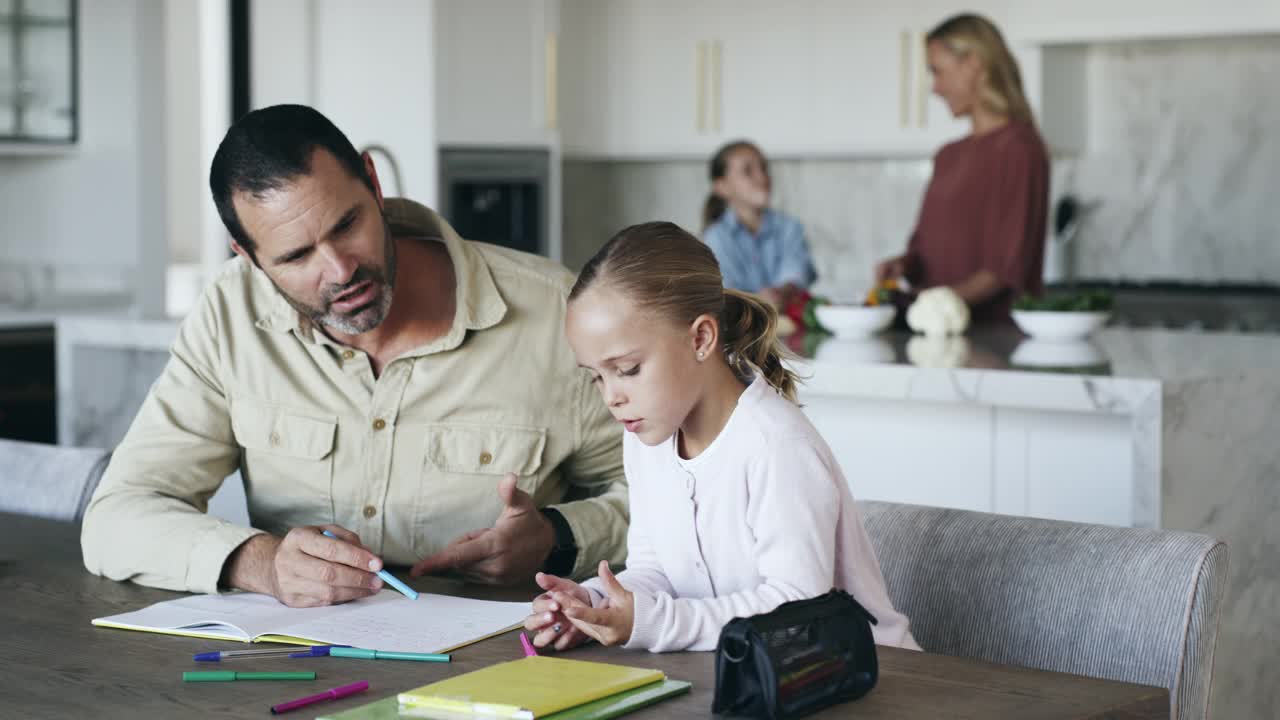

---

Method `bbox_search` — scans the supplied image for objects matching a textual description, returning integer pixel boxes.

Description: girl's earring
[697,351,706,361]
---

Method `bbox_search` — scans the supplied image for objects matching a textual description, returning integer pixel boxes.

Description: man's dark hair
[209,104,375,260]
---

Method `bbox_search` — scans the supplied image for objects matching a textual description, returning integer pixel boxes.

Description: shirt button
[372,418,387,431]
[269,432,281,447]
[479,451,493,465]
[342,350,355,360]
[363,505,377,519]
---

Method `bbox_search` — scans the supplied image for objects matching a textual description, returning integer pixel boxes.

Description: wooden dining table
[0,511,1168,719]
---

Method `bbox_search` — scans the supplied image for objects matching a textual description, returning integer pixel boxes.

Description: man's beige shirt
[82,199,627,593]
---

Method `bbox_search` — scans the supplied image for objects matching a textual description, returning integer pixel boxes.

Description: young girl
[702,141,816,308]
[523,221,918,653]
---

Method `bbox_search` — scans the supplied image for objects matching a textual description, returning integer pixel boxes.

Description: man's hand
[524,572,596,651]
[223,525,384,608]
[555,561,635,647]
[409,473,555,585]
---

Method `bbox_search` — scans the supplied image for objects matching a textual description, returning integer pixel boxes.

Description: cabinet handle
[710,40,723,133]
[915,30,928,128]
[544,31,558,130]
[696,41,708,133]
[899,30,912,128]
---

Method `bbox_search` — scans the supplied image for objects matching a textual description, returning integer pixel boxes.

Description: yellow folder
[397,657,666,719]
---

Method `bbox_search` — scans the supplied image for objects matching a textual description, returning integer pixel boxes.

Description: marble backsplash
[562,35,1280,290]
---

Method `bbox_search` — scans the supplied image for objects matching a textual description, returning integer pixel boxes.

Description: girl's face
[928,40,984,118]
[713,148,772,212]
[566,285,705,447]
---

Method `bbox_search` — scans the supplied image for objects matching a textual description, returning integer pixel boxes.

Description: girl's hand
[525,572,594,651]
[557,561,635,648]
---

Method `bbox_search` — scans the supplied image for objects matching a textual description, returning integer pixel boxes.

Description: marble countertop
[791,326,1280,383]
[0,306,134,330]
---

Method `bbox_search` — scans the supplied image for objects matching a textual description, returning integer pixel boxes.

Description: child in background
[523,222,918,653]
[702,140,816,309]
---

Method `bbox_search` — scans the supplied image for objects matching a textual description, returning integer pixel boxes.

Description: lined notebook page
[276,593,531,653]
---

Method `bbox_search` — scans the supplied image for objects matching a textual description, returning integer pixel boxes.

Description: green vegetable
[1014,290,1113,312]
[803,296,831,331]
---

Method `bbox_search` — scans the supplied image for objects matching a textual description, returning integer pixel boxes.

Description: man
[81,105,628,608]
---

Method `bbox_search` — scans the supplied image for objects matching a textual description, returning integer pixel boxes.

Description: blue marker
[321,530,419,600]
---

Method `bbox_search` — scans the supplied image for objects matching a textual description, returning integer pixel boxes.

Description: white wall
[0,0,153,279]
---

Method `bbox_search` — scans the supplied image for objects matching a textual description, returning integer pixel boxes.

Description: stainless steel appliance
[438,148,550,258]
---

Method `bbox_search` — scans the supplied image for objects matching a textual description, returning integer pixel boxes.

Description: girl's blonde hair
[570,221,799,403]
[927,13,1034,125]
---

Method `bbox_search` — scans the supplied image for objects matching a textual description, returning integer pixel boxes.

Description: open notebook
[92,590,530,653]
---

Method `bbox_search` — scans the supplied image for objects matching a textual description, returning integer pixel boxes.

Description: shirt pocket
[424,423,546,478]
[230,399,337,530]
[414,423,547,557]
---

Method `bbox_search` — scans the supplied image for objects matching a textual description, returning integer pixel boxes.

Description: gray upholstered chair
[859,500,1227,720]
[0,439,111,522]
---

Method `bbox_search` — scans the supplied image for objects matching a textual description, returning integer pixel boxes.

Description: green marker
[183,671,316,682]
[329,647,451,663]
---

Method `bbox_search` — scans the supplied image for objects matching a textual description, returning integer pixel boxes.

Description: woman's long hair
[928,14,1034,124]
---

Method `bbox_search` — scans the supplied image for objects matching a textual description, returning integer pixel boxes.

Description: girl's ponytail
[721,289,799,403]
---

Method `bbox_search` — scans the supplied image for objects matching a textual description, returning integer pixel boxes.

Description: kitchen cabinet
[559,0,1016,158]
[0,0,77,150]
[808,0,977,156]
[435,0,560,148]
[801,395,997,513]
[797,372,1145,529]
[560,0,710,157]
[1005,0,1280,42]
[992,408,1134,527]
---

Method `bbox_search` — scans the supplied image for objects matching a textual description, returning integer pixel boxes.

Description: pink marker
[520,632,539,657]
[270,680,369,715]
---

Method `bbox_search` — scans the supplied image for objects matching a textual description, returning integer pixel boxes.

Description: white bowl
[814,337,896,364]
[1011,310,1110,341]
[814,304,895,339]
[1010,338,1107,368]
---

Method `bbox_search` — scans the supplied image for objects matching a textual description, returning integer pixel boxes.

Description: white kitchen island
[792,326,1280,719]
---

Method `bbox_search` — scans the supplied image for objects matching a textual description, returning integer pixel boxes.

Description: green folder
[320,678,692,720]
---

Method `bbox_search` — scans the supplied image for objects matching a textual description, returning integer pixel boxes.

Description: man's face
[232,149,396,336]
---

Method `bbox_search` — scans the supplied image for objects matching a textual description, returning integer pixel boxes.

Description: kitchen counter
[0,306,133,330]
[785,326,1280,418]
[789,326,1278,719]
[793,326,1280,380]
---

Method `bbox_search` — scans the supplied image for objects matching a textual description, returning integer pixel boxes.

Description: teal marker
[329,647,451,663]
[321,529,419,600]
[183,671,316,682]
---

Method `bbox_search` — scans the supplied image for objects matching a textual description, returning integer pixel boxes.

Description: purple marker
[271,680,370,715]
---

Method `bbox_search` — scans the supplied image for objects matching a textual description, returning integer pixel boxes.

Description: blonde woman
[876,14,1049,325]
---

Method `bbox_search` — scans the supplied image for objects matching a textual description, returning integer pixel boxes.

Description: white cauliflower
[906,335,971,368]
[906,286,970,337]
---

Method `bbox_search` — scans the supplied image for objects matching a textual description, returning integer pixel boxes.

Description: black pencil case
[712,589,879,719]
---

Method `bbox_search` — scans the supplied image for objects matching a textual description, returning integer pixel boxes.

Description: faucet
[360,144,404,198]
